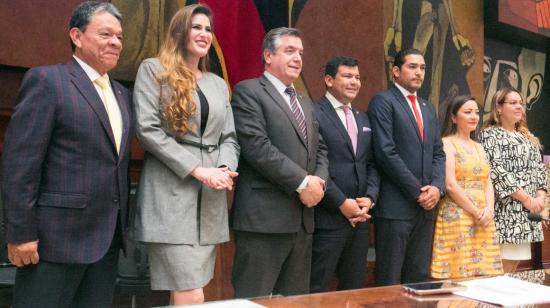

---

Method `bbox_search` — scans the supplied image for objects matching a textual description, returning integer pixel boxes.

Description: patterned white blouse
[479,126,547,244]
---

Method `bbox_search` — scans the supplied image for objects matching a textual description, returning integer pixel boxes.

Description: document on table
[187,299,266,307]
[454,275,550,307]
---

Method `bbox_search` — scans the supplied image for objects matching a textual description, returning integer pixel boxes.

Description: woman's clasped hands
[192,166,239,190]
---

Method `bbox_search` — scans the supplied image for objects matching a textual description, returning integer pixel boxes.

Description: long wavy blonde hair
[157,4,212,135]
[484,87,541,148]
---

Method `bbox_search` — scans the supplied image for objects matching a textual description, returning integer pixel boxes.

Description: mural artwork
[499,0,550,38]
[383,0,483,112]
[483,38,545,119]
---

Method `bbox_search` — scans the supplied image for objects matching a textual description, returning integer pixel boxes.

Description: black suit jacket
[367,85,445,220]
[1,59,132,264]
[313,96,379,229]
[231,75,329,234]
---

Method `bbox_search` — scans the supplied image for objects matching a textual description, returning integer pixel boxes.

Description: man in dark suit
[310,56,380,293]
[367,48,445,286]
[231,27,329,298]
[1,2,132,307]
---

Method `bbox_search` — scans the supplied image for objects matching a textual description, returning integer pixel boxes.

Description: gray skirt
[148,242,216,290]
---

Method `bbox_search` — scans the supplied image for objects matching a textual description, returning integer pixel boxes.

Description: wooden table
[254,270,550,307]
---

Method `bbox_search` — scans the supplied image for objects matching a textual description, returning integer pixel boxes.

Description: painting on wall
[382,0,484,112]
[293,0,484,111]
[483,38,545,118]
[499,0,550,37]
[111,0,269,86]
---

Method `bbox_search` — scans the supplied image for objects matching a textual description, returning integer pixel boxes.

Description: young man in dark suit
[367,48,445,286]
[2,2,132,306]
[231,27,329,297]
[310,56,380,292]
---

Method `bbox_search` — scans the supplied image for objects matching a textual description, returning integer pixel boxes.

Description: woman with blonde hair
[431,95,503,278]
[479,87,546,273]
[133,4,239,304]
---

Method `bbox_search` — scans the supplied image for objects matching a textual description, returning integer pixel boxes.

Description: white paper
[454,275,550,307]
[188,299,266,308]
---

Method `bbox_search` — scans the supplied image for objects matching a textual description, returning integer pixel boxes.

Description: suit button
[112,198,119,203]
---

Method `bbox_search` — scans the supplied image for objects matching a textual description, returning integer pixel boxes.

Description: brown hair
[157,4,212,135]
[439,95,479,139]
[484,87,541,148]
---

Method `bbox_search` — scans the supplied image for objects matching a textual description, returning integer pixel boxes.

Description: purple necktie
[284,87,308,143]
[342,105,357,154]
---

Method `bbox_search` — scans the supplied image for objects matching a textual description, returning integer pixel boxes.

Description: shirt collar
[325,91,352,110]
[73,55,105,83]
[394,82,416,100]
[264,71,293,95]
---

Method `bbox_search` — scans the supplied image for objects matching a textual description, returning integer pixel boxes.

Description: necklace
[454,136,480,161]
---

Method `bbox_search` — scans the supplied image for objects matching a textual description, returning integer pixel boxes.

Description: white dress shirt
[325,91,358,132]
[73,55,123,152]
[394,82,424,125]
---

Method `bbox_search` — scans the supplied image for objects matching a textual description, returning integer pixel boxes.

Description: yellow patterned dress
[431,138,503,278]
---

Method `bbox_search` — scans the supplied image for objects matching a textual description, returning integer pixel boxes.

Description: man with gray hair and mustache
[231,27,329,297]
[2,2,132,306]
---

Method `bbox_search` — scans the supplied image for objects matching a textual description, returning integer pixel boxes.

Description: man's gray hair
[261,27,302,64]
[69,1,122,51]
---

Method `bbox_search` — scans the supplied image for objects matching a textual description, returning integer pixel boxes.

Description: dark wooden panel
[0,66,26,109]
[0,0,98,68]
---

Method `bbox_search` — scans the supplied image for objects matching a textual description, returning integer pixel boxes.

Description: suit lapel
[260,76,307,148]
[418,97,431,144]
[319,97,354,155]
[297,91,313,150]
[112,81,130,161]
[353,108,367,157]
[67,59,118,155]
[390,85,423,144]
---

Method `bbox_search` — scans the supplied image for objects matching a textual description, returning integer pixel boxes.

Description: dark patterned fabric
[479,126,547,244]
[506,269,546,284]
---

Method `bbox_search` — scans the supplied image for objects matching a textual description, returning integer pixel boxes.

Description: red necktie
[407,95,424,142]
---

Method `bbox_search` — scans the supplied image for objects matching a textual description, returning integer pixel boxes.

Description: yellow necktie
[94,75,122,153]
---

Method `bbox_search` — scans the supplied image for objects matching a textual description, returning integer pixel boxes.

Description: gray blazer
[231,75,329,234]
[133,58,239,245]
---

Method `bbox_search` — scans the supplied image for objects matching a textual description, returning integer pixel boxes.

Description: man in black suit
[367,48,445,286]
[310,56,380,293]
[2,2,131,307]
[231,27,329,297]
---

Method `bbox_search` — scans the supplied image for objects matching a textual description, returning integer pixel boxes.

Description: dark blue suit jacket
[367,85,445,220]
[1,58,132,264]
[313,96,379,229]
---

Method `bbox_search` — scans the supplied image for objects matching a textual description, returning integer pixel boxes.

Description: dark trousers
[232,227,312,298]
[374,212,435,286]
[13,229,122,308]
[310,224,370,293]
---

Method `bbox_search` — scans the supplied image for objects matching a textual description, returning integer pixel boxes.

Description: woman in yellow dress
[431,95,503,278]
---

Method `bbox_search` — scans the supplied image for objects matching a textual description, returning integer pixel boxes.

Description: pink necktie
[407,95,424,142]
[342,105,357,154]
